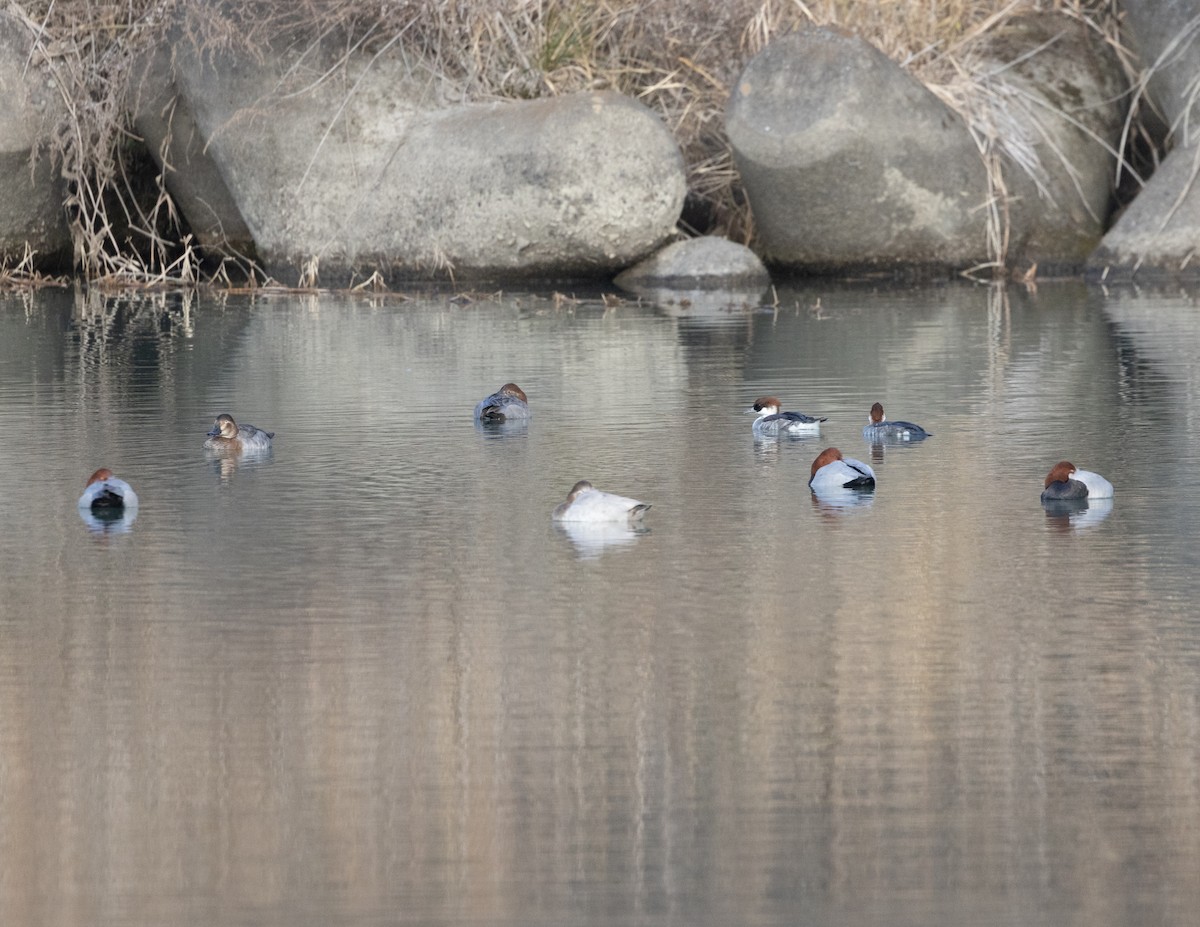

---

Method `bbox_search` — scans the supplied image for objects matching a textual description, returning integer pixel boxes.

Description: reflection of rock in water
[1104,297,1200,409]
[631,285,770,326]
[555,521,648,560]
[72,290,198,380]
[1042,496,1113,533]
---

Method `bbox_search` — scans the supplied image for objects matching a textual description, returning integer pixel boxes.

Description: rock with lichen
[1089,0,1200,280]
[0,10,71,270]
[727,16,1126,276]
[132,17,685,286]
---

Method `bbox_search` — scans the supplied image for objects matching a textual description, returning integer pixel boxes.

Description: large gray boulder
[135,31,685,285]
[131,46,255,256]
[976,14,1127,269]
[726,27,990,273]
[1089,144,1200,279]
[727,17,1126,275]
[0,11,70,268]
[1089,0,1200,279]
[1121,0,1200,129]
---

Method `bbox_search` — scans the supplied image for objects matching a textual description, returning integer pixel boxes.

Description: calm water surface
[1,281,1198,926]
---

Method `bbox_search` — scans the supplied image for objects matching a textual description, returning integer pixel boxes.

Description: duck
[204,414,274,451]
[77,468,139,512]
[1040,461,1113,502]
[809,447,876,492]
[745,396,826,436]
[552,480,650,523]
[475,383,531,423]
[862,402,930,441]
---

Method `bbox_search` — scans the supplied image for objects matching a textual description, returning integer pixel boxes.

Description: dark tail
[90,489,125,510]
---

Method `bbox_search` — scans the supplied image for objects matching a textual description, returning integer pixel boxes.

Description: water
[1,281,1198,926]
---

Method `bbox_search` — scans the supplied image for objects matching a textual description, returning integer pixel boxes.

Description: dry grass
[10,0,1136,286]
[0,242,70,289]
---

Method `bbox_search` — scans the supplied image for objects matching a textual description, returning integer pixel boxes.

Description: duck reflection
[752,434,783,464]
[865,432,935,465]
[554,520,649,559]
[473,418,529,439]
[810,487,876,516]
[78,506,138,535]
[206,445,274,482]
[1042,496,1113,533]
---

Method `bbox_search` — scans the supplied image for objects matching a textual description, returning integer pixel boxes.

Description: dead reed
[10,0,1137,287]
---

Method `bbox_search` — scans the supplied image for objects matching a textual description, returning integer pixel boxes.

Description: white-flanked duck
[78,467,139,512]
[862,402,930,441]
[746,396,826,436]
[1040,461,1113,502]
[552,480,650,523]
[808,447,876,492]
[78,468,139,533]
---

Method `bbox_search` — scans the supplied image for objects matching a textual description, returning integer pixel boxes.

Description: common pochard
[1040,461,1113,502]
[809,447,876,492]
[78,467,139,512]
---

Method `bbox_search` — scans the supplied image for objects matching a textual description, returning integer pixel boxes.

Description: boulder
[973,14,1127,269]
[131,46,255,255]
[614,236,770,290]
[1089,144,1200,279]
[726,17,1127,275]
[140,28,685,285]
[1120,0,1200,129]
[0,11,71,269]
[1088,0,1200,279]
[726,27,990,273]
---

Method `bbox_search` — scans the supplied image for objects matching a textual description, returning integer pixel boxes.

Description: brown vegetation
[13,0,1132,286]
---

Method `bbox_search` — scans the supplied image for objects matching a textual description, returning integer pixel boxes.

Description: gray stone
[614,236,770,290]
[0,11,70,267]
[1089,143,1200,278]
[726,27,990,273]
[131,46,255,255]
[975,13,1127,269]
[154,31,685,285]
[726,18,1127,275]
[1087,0,1200,278]
[1121,0,1200,129]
